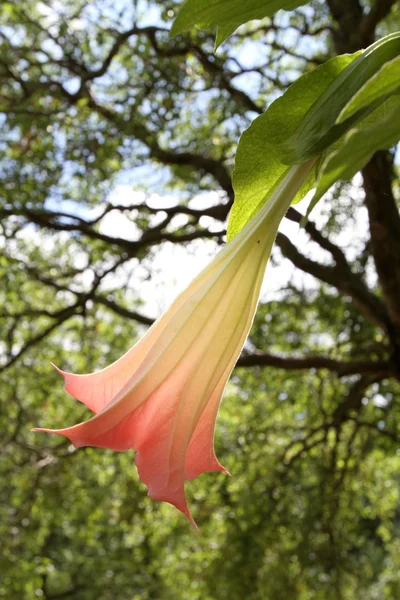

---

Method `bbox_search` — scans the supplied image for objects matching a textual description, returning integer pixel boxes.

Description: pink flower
[34,163,313,528]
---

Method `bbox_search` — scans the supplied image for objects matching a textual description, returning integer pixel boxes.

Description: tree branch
[326,0,366,52]
[362,151,400,352]
[275,231,388,330]
[286,207,348,269]
[0,206,225,253]
[360,0,399,41]
[236,352,394,377]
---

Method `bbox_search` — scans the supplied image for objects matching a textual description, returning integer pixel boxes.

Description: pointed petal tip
[216,459,231,477]
[181,506,200,532]
[214,459,231,477]
[31,427,53,433]
[185,458,231,481]
[32,427,85,449]
[32,426,55,433]
[189,516,200,533]
[182,504,200,532]
[147,490,199,531]
[49,363,82,402]
[32,426,67,436]
[50,362,68,377]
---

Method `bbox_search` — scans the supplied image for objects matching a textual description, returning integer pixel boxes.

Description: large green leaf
[338,55,400,123]
[227,32,400,240]
[171,0,307,46]
[227,54,356,240]
[280,32,400,163]
[311,96,400,207]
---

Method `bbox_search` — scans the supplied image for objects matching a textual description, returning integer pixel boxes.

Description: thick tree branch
[90,296,154,326]
[286,207,348,269]
[0,206,225,253]
[326,0,366,52]
[326,0,400,364]
[275,231,388,330]
[360,0,399,41]
[362,151,400,351]
[237,352,393,378]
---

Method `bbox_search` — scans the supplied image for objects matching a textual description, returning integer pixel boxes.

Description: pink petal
[52,247,239,414]
[184,381,230,481]
[35,366,199,527]
[35,233,267,528]
[34,161,316,526]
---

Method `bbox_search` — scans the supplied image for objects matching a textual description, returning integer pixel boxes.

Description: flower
[34,163,312,528]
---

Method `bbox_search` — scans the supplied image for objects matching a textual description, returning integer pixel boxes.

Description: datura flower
[34,162,312,528]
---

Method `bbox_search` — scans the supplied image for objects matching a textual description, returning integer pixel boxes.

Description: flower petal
[35,163,316,526]
[52,238,245,414]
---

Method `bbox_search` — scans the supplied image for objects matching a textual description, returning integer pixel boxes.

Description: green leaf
[280,32,400,163]
[311,95,400,207]
[171,0,307,42]
[215,23,239,50]
[227,54,355,240]
[338,55,400,123]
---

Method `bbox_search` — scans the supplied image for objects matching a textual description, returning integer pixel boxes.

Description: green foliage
[171,0,307,47]
[313,97,400,204]
[338,56,400,122]
[281,32,400,163]
[228,32,400,238]
[1,0,400,599]
[227,53,355,239]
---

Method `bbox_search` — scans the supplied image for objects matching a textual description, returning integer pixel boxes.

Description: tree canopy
[1,0,400,598]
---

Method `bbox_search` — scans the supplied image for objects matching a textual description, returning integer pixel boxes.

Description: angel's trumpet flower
[34,162,313,528]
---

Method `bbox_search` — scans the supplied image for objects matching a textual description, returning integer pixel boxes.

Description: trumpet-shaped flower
[34,162,312,528]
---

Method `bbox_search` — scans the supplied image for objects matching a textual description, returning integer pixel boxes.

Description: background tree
[0,0,399,598]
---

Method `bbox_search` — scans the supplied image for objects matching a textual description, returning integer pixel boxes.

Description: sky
[95,182,370,319]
